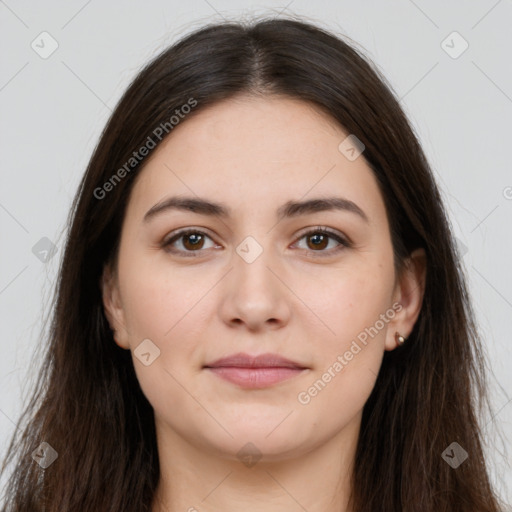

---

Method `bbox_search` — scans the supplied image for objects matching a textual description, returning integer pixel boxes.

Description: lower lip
[205,366,306,388]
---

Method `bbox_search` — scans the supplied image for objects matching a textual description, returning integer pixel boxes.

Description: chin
[203,425,312,461]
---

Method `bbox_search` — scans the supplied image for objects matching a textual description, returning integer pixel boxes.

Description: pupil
[310,234,327,249]
[186,234,202,247]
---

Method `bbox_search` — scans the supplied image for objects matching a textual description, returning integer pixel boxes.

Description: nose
[218,242,292,332]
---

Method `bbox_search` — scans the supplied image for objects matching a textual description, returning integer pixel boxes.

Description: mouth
[203,352,309,389]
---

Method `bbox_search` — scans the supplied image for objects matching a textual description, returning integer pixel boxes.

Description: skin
[102,95,426,512]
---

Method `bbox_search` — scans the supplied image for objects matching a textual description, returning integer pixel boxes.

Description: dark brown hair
[0,16,507,511]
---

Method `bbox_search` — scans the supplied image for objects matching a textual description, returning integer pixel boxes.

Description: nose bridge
[229,206,276,273]
[233,232,277,293]
[220,230,290,329]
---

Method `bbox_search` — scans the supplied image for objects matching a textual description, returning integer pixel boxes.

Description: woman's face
[102,95,424,462]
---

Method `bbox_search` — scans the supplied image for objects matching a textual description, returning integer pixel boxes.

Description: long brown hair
[0,16,507,511]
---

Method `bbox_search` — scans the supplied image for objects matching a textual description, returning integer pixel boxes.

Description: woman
[0,16,506,511]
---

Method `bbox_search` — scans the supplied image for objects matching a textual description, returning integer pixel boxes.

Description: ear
[385,248,427,351]
[100,263,130,350]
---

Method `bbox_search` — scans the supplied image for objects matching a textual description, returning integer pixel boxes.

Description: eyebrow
[143,195,369,224]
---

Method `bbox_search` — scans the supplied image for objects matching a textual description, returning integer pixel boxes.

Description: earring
[395,332,406,347]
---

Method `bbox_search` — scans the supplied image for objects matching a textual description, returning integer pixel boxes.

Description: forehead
[126,95,386,225]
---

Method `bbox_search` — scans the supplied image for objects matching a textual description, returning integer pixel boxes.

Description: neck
[151,414,360,512]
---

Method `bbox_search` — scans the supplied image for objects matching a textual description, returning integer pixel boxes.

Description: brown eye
[181,232,205,250]
[162,226,350,258]
[162,229,217,257]
[305,232,330,250]
[294,227,350,255]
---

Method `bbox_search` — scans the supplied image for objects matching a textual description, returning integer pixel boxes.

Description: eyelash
[161,226,351,258]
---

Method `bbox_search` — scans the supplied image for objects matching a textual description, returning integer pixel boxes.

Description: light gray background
[1,0,511,505]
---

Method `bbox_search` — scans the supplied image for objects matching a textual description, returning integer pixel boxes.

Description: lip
[203,352,309,389]
[205,352,307,369]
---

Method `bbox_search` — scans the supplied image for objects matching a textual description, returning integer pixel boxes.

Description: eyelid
[294,225,350,244]
[161,227,219,257]
[291,226,351,255]
[161,225,351,257]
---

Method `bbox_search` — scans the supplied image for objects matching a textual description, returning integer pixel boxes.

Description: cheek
[298,258,395,345]
[294,257,395,417]
[294,282,389,437]
[119,261,206,412]
[118,251,202,340]
[118,253,214,389]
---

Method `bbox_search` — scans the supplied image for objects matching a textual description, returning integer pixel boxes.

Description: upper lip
[204,352,308,369]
